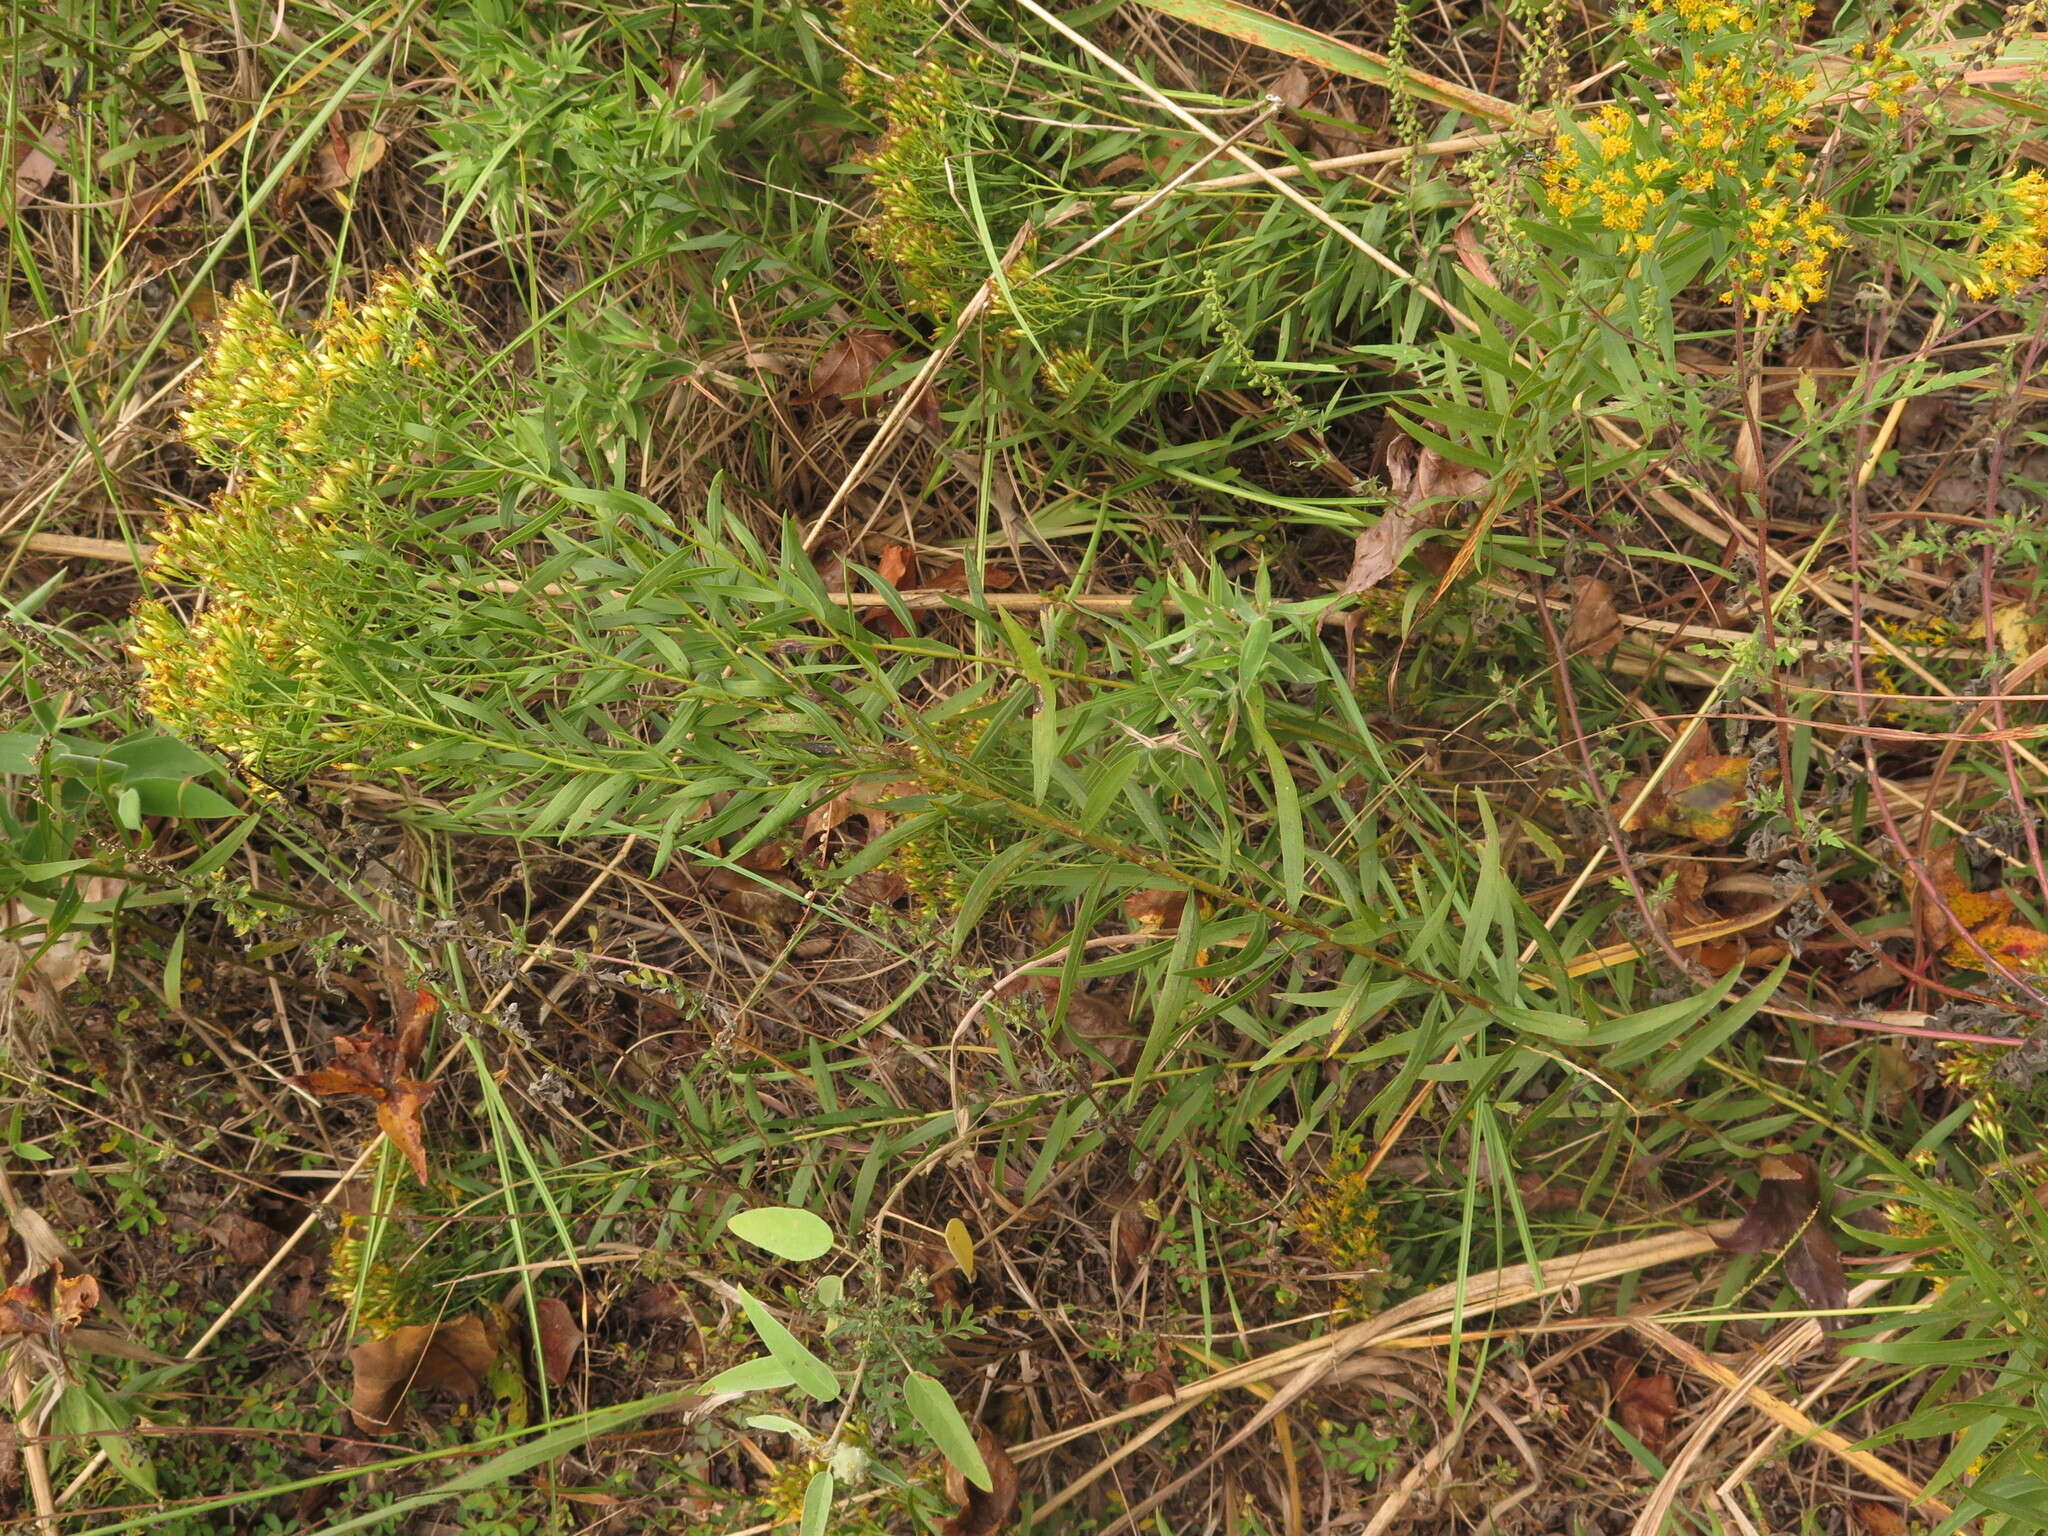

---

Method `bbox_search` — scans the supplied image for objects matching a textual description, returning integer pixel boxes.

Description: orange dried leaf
[294,1029,438,1185]
[1850,1501,1908,1536]
[0,1263,99,1338]
[1123,889,1187,934]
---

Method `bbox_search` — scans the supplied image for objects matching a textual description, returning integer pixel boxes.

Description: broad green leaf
[743,1413,812,1438]
[800,1469,834,1536]
[903,1371,990,1491]
[705,1355,796,1395]
[727,1206,834,1261]
[734,1287,839,1402]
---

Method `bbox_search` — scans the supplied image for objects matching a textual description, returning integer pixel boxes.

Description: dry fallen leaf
[942,1425,1021,1536]
[1623,753,1752,842]
[1123,888,1187,934]
[1760,329,1845,418]
[1712,1153,1847,1327]
[798,330,895,413]
[1332,430,1489,601]
[294,989,440,1185]
[862,543,1017,638]
[532,1297,584,1390]
[312,128,388,198]
[349,1313,501,1434]
[1610,1363,1678,1452]
[12,124,68,202]
[802,777,920,845]
[1023,977,1140,1075]
[204,1213,281,1267]
[2,877,126,1017]
[1929,865,2048,976]
[1563,576,1622,661]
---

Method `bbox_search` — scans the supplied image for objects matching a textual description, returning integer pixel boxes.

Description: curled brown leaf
[294,1028,439,1186]
[1712,1153,1847,1326]
[942,1425,1020,1536]
[533,1297,584,1389]
[349,1313,501,1435]
[1610,1364,1678,1452]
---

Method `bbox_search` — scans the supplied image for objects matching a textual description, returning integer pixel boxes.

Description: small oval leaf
[943,1217,976,1282]
[727,1206,835,1262]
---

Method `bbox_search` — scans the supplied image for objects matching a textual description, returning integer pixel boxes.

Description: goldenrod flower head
[135,252,448,776]
[1965,172,2048,301]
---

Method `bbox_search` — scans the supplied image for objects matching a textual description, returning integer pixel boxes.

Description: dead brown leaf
[1712,1153,1847,1326]
[862,543,1018,638]
[1563,576,1621,660]
[1610,1364,1678,1452]
[312,128,388,198]
[533,1297,584,1389]
[204,1213,281,1267]
[942,1425,1021,1536]
[1452,216,1498,289]
[798,330,896,413]
[1332,430,1489,601]
[1732,418,1766,498]
[1761,329,1846,417]
[1025,977,1140,1076]
[1123,888,1186,934]
[349,1313,501,1434]
[803,777,920,845]
[1850,1500,1909,1536]
[294,1017,438,1186]
[1334,510,1422,600]
[12,124,68,202]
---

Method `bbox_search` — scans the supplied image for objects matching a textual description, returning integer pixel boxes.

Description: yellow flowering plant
[134,256,459,779]
[1534,0,1912,317]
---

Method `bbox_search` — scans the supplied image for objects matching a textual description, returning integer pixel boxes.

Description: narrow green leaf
[1130,0,1526,125]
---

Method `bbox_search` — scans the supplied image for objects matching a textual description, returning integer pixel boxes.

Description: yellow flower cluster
[861,60,978,316]
[1965,171,2048,301]
[1541,104,1673,254]
[1722,196,1848,313]
[133,253,445,775]
[1542,0,1860,315]
[1850,33,1920,120]
[1293,1144,1392,1316]
[1632,0,1757,35]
